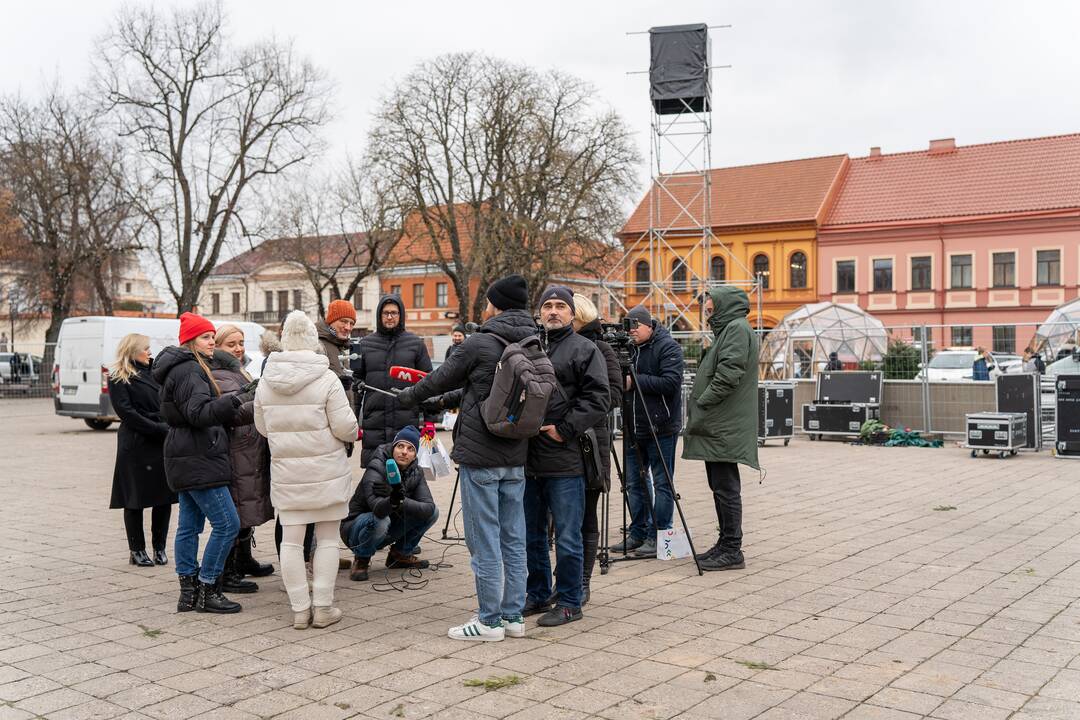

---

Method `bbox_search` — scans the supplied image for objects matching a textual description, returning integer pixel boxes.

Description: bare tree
[0,89,141,354]
[97,1,332,314]
[367,53,639,322]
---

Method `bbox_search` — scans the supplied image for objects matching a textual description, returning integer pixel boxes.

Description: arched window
[671,258,688,292]
[710,255,726,283]
[634,260,649,292]
[753,254,770,289]
[789,251,807,289]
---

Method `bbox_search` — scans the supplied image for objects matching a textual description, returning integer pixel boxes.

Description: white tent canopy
[760,302,888,379]
[1034,297,1080,359]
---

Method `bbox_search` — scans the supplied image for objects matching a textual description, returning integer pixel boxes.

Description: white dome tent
[1033,297,1080,360]
[760,302,888,380]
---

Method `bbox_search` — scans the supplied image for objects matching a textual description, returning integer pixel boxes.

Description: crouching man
[340,426,438,581]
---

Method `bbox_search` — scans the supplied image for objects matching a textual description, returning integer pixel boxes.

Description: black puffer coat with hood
[153,346,239,493]
[351,295,436,465]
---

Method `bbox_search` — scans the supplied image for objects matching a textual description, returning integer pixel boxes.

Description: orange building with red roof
[618,154,850,329]
[819,134,1080,352]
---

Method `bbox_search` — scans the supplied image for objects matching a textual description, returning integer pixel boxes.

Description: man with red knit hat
[318,299,357,409]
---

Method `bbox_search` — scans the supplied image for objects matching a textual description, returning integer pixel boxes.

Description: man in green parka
[682,285,758,571]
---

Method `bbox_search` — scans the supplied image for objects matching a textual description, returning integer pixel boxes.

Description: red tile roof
[825,133,1080,227]
[619,154,849,236]
[212,234,371,276]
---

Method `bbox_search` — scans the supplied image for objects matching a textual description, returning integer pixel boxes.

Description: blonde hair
[215,324,244,347]
[182,340,222,396]
[573,293,599,328]
[109,333,150,384]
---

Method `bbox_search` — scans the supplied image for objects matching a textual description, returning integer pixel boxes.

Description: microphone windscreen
[385,458,401,486]
[389,365,427,383]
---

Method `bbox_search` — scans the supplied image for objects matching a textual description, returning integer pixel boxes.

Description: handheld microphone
[464,322,479,333]
[385,458,401,486]
[389,366,428,384]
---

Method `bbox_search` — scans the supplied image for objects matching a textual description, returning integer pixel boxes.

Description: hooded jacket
[526,323,610,477]
[254,349,359,524]
[630,321,685,437]
[395,309,539,468]
[682,286,759,470]
[341,443,436,540]
[210,350,273,528]
[153,346,238,493]
[351,295,436,465]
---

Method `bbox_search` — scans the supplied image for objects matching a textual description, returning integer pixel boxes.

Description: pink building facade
[819,135,1080,353]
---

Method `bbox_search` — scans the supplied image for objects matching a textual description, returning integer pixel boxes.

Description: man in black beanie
[396,274,538,642]
[523,285,609,626]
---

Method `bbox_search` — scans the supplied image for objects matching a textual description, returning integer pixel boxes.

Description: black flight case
[1054,374,1080,459]
[758,381,794,446]
[965,412,1027,458]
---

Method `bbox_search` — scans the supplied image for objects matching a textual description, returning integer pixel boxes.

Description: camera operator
[612,305,685,558]
[682,286,758,571]
[524,287,608,626]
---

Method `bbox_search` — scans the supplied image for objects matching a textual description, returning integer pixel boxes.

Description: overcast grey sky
[4,0,1080,182]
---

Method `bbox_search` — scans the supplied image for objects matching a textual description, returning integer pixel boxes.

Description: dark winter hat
[626,305,652,327]
[393,425,421,452]
[486,274,529,311]
[538,285,575,312]
[451,324,467,335]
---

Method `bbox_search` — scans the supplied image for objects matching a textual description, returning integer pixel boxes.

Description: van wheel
[84,419,113,431]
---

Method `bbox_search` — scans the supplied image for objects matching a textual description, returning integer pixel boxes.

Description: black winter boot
[220,547,259,594]
[581,532,600,606]
[234,528,274,577]
[196,579,242,614]
[177,574,199,613]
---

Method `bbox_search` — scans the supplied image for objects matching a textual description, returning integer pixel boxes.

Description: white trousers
[280,521,339,612]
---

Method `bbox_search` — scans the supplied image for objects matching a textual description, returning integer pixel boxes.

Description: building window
[753,254,770,290]
[992,325,1015,354]
[436,283,448,308]
[277,290,289,313]
[951,325,973,347]
[231,292,240,314]
[671,258,687,292]
[293,290,302,312]
[789,252,807,289]
[353,289,363,310]
[710,255,726,283]
[836,260,855,293]
[211,293,220,315]
[591,293,600,311]
[390,284,402,297]
[950,254,972,289]
[873,258,893,292]
[609,295,618,318]
[634,260,649,292]
[265,291,274,311]
[413,283,425,308]
[125,282,132,293]
[912,326,930,346]
[992,252,1015,288]
[911,256,932,291]
[1036,249,1060,286]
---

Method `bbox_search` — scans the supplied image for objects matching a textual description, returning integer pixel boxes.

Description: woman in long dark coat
[108,333,177,567]
[212,325,275,592]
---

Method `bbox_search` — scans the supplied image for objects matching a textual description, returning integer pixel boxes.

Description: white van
[54,316,267,430]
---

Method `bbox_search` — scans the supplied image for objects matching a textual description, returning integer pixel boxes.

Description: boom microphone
[464,322,479,333]
[389,366,427,384]
[385,458,401,486]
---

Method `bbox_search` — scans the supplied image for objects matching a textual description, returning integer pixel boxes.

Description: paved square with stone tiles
[2,398,1079,719]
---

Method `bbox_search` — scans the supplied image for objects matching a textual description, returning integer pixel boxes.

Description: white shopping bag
[441,411,458,431]
[429,438,453,479]
[417,440,435,483]
[657,528,693,560]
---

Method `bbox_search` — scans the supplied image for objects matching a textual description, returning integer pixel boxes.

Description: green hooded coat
[681,285,760,470]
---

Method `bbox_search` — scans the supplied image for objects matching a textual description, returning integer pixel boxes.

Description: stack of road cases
[1054,374,1080,459]
[802,371,883,440]
[966,412,1027,458]
[758,381,794,447]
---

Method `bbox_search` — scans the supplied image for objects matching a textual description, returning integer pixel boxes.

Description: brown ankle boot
[349,557,369,581]
[386,548,429,570]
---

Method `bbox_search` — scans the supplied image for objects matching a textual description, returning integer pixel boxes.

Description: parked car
[914,349,1020,381]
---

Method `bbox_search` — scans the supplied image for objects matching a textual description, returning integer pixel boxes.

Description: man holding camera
[524,287,609,626]
[613,305,685,558]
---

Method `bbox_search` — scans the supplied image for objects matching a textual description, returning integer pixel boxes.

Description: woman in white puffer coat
[255,311,359,629]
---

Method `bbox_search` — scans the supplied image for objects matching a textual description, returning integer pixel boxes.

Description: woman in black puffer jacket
[154,313,245,615]
[572,295,622,605]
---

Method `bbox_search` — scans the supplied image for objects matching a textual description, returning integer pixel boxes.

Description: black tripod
[439,469,465,542]
[599,344,702,576]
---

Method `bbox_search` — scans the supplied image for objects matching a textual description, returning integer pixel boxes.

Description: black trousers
[123,506,172,552]
[582,488,601,536]
[705,461,742,551]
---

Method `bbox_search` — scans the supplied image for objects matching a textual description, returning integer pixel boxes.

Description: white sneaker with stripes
[448,617,505,642]
[502,616,525,638]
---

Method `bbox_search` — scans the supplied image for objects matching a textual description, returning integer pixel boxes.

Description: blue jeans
[525,474,585,609]
[343,508,439,558]
[625,433,677,542]
[459,465,527,627]
[175,487,240,584]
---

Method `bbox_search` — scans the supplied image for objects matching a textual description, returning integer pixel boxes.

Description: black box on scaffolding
[648,24,711,114]
[758,382,794,445]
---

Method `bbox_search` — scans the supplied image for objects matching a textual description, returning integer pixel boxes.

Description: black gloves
[372,482,391,498]
[389,484,405,512]
[421,397,443,414]
[396,387,416,408]
[230,393,244,408]
[340,375,354,393]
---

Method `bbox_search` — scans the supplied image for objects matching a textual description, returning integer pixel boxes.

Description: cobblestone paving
[2,399,1080,719]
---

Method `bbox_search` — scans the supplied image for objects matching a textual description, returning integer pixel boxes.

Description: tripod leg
[441,470,460,539]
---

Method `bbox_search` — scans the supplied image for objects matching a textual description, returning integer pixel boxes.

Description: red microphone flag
[389,366,427,384]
